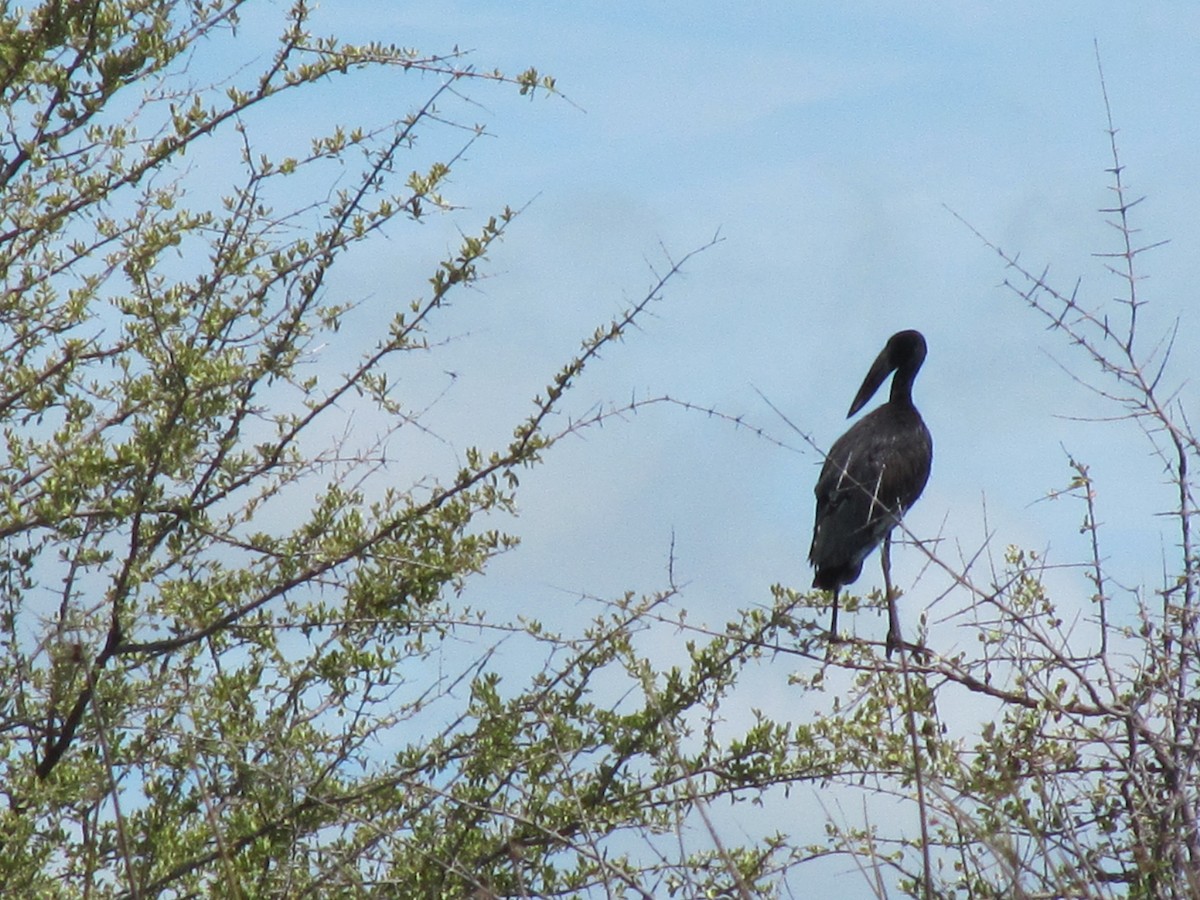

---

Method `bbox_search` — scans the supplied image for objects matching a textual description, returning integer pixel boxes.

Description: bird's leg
[883,532,928,660]
[883,531,902,659]
[824,587,843,662]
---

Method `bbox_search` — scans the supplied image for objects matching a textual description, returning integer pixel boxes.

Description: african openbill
[809,329,932,656]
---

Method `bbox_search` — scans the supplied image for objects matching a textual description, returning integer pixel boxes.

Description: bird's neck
[889,369,918,408]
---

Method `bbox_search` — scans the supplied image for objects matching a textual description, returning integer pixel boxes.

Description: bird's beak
[846,346,894,417]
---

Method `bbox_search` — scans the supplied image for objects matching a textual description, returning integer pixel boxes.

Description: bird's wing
[810,409,931,568]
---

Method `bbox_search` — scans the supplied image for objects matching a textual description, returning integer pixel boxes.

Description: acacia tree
[2,2,849,897]
[0,2,771,896]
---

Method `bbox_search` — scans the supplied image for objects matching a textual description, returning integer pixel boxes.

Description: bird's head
[847,329,927,417]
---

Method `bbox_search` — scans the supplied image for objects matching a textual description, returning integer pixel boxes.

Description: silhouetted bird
[809,329,932,655]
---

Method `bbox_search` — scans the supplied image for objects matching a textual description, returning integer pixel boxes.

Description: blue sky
[313,3,1200,623]
[220,2,1200,892]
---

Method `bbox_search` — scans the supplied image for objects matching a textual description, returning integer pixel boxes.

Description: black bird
[809,329,933,655]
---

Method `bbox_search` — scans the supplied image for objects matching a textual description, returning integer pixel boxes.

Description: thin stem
[884,534,934,900]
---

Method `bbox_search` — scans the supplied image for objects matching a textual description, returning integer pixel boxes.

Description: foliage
[0,1,736,895]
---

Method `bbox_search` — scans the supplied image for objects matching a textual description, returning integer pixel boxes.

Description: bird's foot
[824,629,846,662]
[885,631,930,663]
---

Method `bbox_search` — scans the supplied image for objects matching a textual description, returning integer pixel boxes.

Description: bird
[809,329,933,656]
